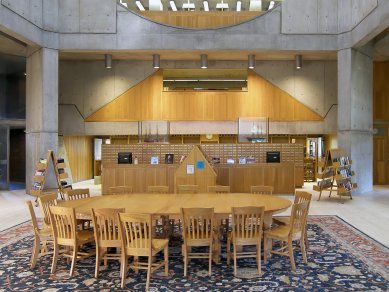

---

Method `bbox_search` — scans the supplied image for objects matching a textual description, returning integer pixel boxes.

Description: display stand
[313,148,357,201]
[30,150,72,200]
[303,157,316,182]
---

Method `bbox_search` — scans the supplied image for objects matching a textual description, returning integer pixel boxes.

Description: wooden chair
[146,185,169,193]
[118,212,169,290]
[65,188,90,200]
[177,185,199,194]
[181,207,215,276]
[250,185,273,195]
[273,191,312,248]
[49,206,95,276]
[207,185,230,193]
[65,188,91,229]
[107,186,133,195]
[264,201,310,271]
[92,208,124,278]
[26,201,53,269]
[38,192,58,229]
[227,206,265,277]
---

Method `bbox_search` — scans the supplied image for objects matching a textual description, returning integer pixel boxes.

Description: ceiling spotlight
[105,54,112,69]
[135,1,145,11]
[201,54,208,69]
[153,54,160,69]
[268,1,275,10]
[203,0,209,11]
[248,54,255,69]
[216,0,229,10]
[170,0,177,11]
[295,54,302,69]
[183,0,195,10]
[236,1,242,11]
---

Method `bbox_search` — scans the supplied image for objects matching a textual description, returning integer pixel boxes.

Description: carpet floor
[0,216,388,291]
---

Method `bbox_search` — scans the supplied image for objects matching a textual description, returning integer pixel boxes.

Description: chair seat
[152,238,169,252]
[264,225,290,239]
[273,216,290,225]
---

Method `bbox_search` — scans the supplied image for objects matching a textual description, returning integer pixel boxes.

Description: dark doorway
[9,128,25,190]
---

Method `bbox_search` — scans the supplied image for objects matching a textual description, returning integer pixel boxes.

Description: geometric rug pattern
[0,216,388,291]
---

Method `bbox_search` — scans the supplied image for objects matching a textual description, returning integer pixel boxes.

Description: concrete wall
[58,59,337,136]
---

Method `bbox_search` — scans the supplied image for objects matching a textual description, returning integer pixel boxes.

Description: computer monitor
[266,151,280,163]
[118,152,132,164]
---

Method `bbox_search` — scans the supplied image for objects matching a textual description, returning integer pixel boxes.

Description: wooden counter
[102,164,178,194]
[102,162,296,194]
[214,163,295,194]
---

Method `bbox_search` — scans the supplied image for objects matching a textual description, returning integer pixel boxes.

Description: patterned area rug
[0,216,388,291]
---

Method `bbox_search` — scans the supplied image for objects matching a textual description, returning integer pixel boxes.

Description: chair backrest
[231,206,265,244]
[49,206,77,246]
[119,213,152,256]
[146,185,169,194]
[177,185,199,194]
[65,188,90,201]
[26,201,40,234]
[294,191,312,204]
[92,208,124,248]
[289,201,310,239]
[181,207,214,245]
[207,185,230,193]
[38,192,58,226]
[108,186,133,195]
[250,185,273,195]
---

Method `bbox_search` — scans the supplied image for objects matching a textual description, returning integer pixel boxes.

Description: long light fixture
[200,54,208,69]
[248,54,255,69]
[135,1,145,11]
[268,1,275,10]
[105,54,112,69]
[295,54,302,69]
[183,0,195,10]
[203,0,209,11]
[216,0,229,10]
[153,54,160,69]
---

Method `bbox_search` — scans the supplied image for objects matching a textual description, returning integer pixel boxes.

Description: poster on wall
[186,164,195,174]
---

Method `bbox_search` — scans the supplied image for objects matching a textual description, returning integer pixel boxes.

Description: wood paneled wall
[373,61,389,184]
[86,70,323,122]
[374,62,389,121]
[139,11,261,29]
[63,136,93,183]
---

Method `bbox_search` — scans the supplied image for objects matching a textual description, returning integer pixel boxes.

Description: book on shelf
[35,170,45,176]
[57,158,64,163]
[318,178,332,188]
[57,168,65,174]
[39,158,47,164]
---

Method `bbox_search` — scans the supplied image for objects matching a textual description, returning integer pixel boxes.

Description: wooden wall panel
[86,70,323,122]
[139,11,261,29]
[374,62,389,121]
[63,136,93,183]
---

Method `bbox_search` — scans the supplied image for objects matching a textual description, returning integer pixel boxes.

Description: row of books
[35,169,45,176]
[337,168,352,178]
[317,178,332,188]
[211,156,256,164]
[338,181,353,191]
[333,156,350,166]
[32,182,42,190]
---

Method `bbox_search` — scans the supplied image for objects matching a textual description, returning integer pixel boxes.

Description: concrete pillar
[337,47,373,194]
[26,47,59,191]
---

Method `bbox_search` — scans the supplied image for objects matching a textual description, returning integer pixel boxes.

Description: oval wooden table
[59,193,292,262]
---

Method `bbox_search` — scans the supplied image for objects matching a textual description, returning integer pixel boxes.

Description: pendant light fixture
[105,54,112,69]
[295,54,302,69]
[153,54,160,69]
[201,54,208,69]
[248,54,255,69]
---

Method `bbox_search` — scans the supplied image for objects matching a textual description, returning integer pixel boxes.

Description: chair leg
[227,237,231,266]
[51,242,59,274]
[301,237,308,264]
[183,245,187,277]
[146,255,152,291]
[288,241,296,271]
[95,247,100,278]
[263,236,269,264]
[233,247,237,277]
[208,244,212,276]
[257,242,261,276]
[164,245,169,276]
[304,228,309,250]
[30,236,40,269]
[70,247,77,277]
[121,255,127,289]
[103,247,108,266]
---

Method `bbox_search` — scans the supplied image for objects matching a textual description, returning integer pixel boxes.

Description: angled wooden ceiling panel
[86,69,323,122]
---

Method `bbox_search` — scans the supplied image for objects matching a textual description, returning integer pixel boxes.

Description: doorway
[9,128,25,190]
